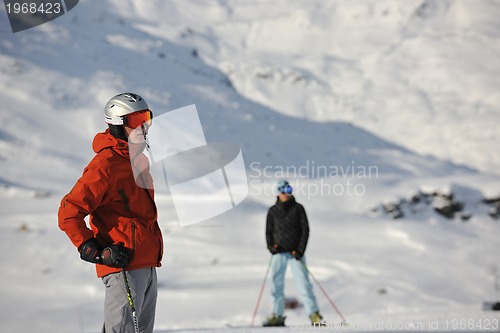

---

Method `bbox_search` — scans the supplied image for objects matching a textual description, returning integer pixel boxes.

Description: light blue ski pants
[269,253,319,316]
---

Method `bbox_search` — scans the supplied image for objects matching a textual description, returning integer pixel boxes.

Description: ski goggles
[277,180,293,194]
[123,110,153,129]
[278,184,293,194]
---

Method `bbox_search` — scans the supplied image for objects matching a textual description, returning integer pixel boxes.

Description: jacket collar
[92,129,129,157]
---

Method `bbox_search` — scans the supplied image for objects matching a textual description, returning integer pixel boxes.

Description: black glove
[291,250,303,261]
[268,244,279,255]
[101,244,131,268]
[80,238,102,264]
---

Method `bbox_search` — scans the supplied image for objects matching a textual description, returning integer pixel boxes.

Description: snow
[1,1,500,332]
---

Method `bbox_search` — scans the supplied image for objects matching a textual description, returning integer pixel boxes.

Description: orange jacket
[58,130,163,278]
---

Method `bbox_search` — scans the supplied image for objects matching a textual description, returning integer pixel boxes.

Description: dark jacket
[266,196,309,255]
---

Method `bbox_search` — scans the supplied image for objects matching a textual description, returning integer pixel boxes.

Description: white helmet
[104,93,149,125]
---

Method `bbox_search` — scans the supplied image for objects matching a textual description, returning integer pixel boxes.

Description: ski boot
[263,314,286,327]
[310,312,327,327]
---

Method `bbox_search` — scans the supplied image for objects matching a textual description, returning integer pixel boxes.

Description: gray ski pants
[101,267,157,333]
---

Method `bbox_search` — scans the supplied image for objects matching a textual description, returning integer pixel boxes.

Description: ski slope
[126,0,500,175]
[1,1,500,332]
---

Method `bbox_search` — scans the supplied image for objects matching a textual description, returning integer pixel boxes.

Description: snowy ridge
[127,0,500,175]
[0,1,500,333]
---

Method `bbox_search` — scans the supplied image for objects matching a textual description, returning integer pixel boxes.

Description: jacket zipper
[118,189,130,211]
[131,221,136,258]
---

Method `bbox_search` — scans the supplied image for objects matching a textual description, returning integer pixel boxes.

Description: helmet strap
[140,123,150,150]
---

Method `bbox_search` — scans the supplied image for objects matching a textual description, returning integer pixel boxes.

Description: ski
[225,323,288,329]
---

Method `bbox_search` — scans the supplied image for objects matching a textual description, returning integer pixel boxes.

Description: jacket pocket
[127,219,162,268]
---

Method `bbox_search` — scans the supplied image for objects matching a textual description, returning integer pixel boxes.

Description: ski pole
[251,256,273,326]
[122,269,140,333]
[300,260,348,324]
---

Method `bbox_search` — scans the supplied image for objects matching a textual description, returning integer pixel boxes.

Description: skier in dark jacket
[264,180,326,327]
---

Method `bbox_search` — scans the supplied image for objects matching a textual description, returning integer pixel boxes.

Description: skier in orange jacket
[58,93,163,333]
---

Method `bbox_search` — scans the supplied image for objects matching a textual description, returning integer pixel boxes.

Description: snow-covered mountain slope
[123,0,500,175]
[0,0,490,193]
[1,1,500,333]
